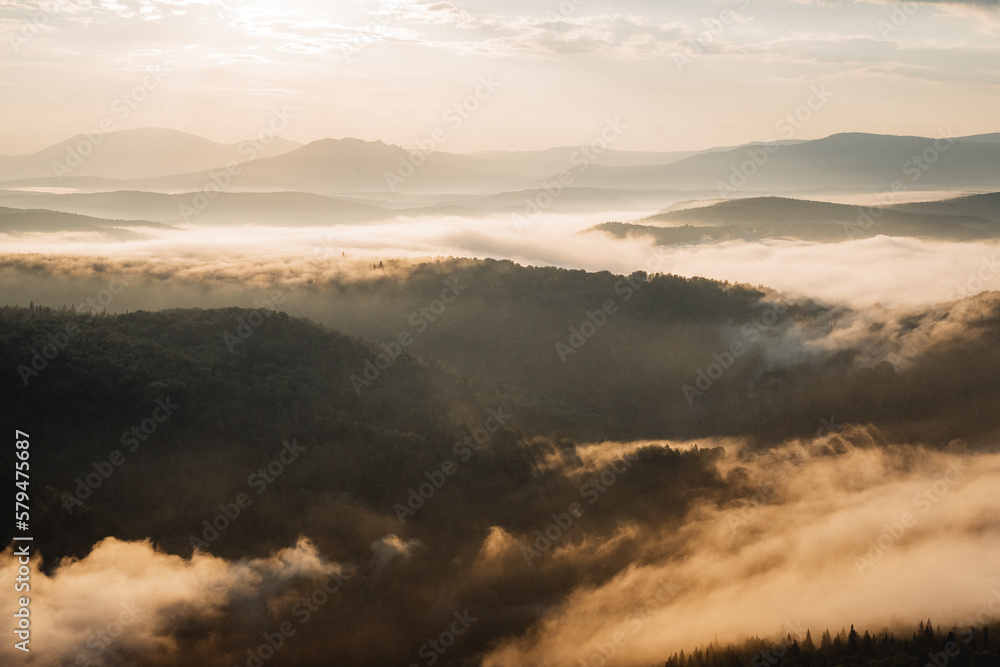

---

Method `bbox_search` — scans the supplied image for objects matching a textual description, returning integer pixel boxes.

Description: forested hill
[3,285,1000,665]
[268,259,1000,447]
[663,620,996,667]
[0,303,732,666]
[7,257,1000,450]
[0,305,511,562]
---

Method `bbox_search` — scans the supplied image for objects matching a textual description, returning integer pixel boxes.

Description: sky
[1,0,999,154]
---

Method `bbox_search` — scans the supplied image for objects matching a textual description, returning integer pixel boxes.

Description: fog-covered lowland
[4,1,1000,660]
[2,125,1000,667]
[3,129,1000,310]
[3,267,1000,666]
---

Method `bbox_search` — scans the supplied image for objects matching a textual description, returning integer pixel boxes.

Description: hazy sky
[1,0,998,154]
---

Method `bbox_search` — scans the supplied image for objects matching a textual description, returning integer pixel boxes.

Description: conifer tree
[847,624,859,652]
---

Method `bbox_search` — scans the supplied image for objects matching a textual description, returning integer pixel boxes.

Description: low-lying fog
[3,435,998,667]
[2,211,998,309]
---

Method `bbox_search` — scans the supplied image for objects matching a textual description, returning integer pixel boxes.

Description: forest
[3,262,1000,666]
[663,621,997,667]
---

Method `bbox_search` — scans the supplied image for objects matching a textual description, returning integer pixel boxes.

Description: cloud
[934,1,1000,34]
[825,0,998,5]
[2,311,999,666]
[394,7,691,58]
[0,536,350,666]
[370,534,423,567]
[0,1,689,60]
[4,210,1000,308]
[482,438,1000,666]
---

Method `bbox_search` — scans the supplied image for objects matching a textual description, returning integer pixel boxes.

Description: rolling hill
[0,190,401,226]
[591,193,1000,244]
[0,127,300,182]
[5,130,999,198]
[566,133,1000,192]
[0,205,174,239]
